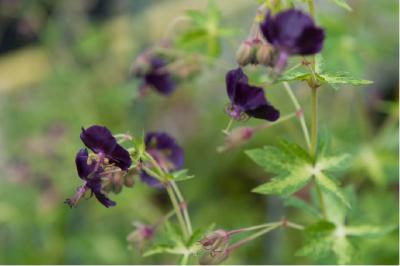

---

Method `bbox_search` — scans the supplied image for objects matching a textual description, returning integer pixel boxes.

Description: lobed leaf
[252,166,312,196]
[317,72,373,89]
[315,172,350,208]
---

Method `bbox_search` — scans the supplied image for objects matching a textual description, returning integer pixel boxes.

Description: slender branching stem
[283,82,312,150]
[166,185,189,238]
[227,223,281,252]
[171,181,193,235]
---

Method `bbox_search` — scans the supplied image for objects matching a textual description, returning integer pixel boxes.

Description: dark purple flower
[135,56,176,96]
[80,125,131,170]
[225,68,280,121]
[260,9,325,71]
[140,132,184,188]
[66,148,116,208]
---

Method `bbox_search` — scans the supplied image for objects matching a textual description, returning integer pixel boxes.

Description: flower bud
[127,222,155,252]
[256,43,273,66]
[124,175,135,187]
[235,41,253,67]
[199,230,230,264]
[217,127,254,152]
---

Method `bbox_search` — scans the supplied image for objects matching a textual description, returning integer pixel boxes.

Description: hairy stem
[171,181,193,235]
[314,178,327,219]
[227,223,281,252]
[310,87,318,162]
[166,185,189,238]
[283,82,312,150]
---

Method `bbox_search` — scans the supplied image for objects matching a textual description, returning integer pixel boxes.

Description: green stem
[179,253,190,265]
[314,178,327,219]
[310,87,318,162]
[227,223,281,252]
[222,118,234,135]
[253,112,296,132]
[286,221,305,230]
[171,181,193,235]
[166,185,189,238]
[283,82,312,151]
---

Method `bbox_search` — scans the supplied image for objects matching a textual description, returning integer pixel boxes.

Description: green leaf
[278,140,312,163]
[345,224,397,237]
[296,221,336,259]
[330,0,353,11]
[252,165,312,196]
[248,140,313,197]
[333,237,354,264]
[315,172,350,208]
[315,54,325,74]
[317,72,373,89]
[277,70,310,83]
[170,169,194,182]
[246,146,293,174]
[318,153,351,173]
[284,196,321,218]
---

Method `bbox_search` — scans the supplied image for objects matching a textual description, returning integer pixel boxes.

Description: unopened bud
[199,229,230,265]
[124,175,135,187]
[235,41,253,67]
[217,127,254,152]
[256,43,273,66]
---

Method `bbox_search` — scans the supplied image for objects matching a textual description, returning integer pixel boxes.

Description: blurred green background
[0,0,398,264]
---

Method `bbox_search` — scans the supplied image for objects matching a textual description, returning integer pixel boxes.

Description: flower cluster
[66,125,132,208]
[225,8,324,124]
[66,125,185,207]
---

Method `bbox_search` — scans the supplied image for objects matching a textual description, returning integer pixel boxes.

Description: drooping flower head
[225,68,280,121]
[133,54,176,96]
[260,9,325,72]
[66,125,132,208]
[140,132,184,188]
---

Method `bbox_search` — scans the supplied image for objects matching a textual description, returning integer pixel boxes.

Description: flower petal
[296,27,325,55]
[225,68,248,102]
[260,9,324,56]
[80,125,117,155]
[75,148,95,180]
[145,132,184,170]
[93,191,117,208]
[145,58,176,95]
[109,144,132,170]
[245,103,280,121]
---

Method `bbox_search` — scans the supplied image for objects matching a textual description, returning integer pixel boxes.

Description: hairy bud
[235,41,253,67]
[256,43,273,66]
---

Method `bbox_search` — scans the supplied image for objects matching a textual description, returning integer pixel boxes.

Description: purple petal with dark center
[80,125,117,155]
[75,148,95,180]
[109,144,132,170]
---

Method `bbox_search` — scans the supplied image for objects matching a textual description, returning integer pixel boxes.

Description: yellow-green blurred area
[0,0,398,264]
